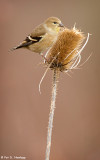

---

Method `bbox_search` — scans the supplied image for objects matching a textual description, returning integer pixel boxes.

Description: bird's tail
[10,38,34,51]
[10,43,25,51]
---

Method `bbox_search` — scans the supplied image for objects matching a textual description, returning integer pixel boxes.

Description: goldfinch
[12,17,64,54]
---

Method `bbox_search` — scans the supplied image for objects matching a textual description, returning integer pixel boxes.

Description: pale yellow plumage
[12,17,64,54]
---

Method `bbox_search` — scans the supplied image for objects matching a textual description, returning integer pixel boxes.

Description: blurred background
[0,0,100,160]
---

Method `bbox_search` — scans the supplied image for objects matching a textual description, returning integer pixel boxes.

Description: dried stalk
[45,68,59,160]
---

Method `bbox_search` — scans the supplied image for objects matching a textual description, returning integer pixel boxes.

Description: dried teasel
[44,27,89,72]
[43,27,90,160]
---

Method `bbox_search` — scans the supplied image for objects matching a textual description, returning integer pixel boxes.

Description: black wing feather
[12,36,42,50]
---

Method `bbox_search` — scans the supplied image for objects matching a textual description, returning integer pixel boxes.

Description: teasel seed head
[45,27,89,72]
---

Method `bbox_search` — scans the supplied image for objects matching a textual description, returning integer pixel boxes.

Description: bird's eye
[53,22,58,24]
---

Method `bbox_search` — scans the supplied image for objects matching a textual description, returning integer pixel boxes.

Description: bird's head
[44,17,64,34]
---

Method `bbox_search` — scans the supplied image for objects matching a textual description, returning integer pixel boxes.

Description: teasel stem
[45,68,59,160]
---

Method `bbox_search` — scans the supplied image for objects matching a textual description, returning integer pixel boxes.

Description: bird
[11,17,64,54]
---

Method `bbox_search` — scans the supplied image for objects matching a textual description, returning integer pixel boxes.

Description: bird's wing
[30,23,46,37]
[12,24,47,50]
[21,24,47,46]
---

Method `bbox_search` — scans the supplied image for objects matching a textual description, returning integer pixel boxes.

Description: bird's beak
[59,23,64,27]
